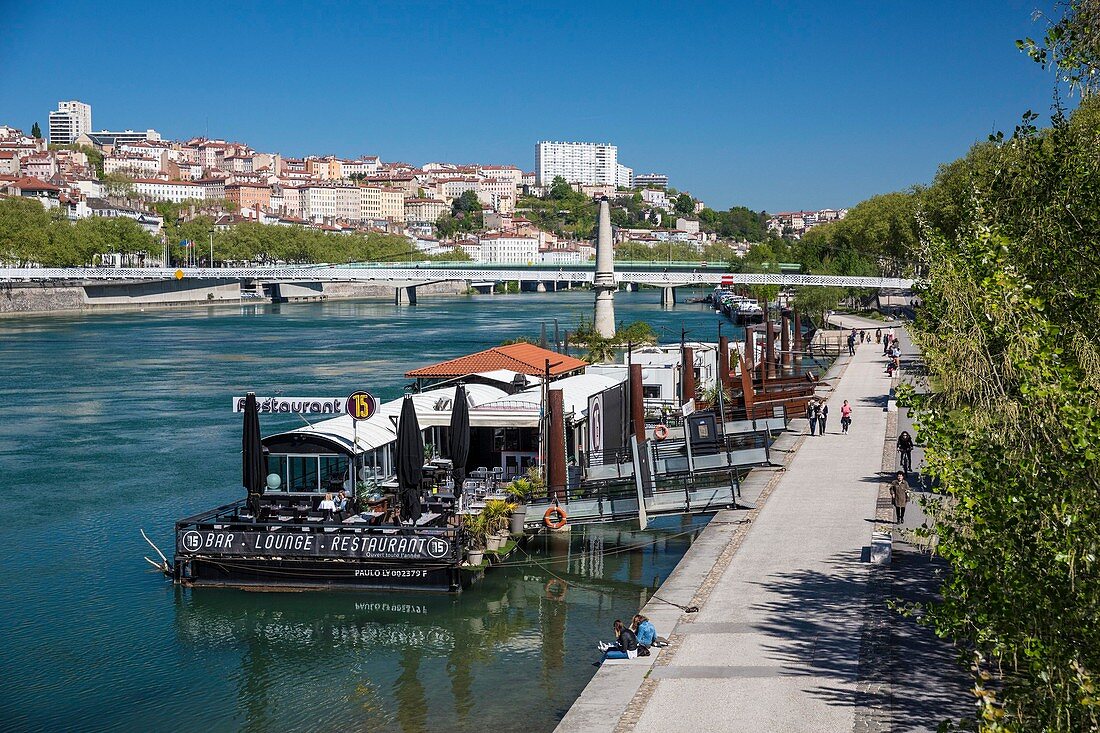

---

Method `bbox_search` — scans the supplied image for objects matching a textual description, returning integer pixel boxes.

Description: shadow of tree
[746,550,973,731]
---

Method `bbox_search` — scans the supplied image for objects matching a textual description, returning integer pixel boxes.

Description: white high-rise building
[535,141,618,186]
[48,100,92,145]
[615,163,634,189]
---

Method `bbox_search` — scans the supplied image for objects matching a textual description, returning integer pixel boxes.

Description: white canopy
[470,372,625,428]
[267,383,509,454]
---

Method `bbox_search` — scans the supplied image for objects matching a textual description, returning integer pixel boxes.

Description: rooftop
[406,343,587,379]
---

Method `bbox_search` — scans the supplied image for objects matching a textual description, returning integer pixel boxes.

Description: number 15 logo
[346,391,377,421]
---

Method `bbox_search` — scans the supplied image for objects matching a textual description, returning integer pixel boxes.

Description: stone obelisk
[593,197,616,338]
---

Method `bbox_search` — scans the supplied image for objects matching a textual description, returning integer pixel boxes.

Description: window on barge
[266,454,349,493]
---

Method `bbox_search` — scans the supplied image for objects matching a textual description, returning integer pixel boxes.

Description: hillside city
[0,100,847,266]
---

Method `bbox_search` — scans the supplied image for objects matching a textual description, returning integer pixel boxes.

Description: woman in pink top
[840,400,852,434]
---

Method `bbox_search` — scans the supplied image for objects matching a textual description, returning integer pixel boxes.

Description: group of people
[599,614,663,661]
[884,335,902,375]
[318,491,350,521]
[806,397,853,435]
[845,327,874,355]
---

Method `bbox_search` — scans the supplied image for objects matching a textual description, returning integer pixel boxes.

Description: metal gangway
[524,411,786,529]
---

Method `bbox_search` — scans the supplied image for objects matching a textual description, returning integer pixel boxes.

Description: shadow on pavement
[748,550,974,732]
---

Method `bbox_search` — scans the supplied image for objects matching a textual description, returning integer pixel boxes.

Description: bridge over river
[0,261,913,307]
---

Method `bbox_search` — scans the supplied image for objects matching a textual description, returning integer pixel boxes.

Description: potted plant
[482,499,514,550]
[465,513,488,566]
[506,467,545,533]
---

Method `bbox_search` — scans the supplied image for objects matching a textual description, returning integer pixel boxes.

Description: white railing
[0,266,914,290]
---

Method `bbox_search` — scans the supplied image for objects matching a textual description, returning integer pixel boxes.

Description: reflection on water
[0,291,725,732]
[172,519,706,732]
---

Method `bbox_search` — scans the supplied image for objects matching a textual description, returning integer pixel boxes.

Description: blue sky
[0,0,1063,211]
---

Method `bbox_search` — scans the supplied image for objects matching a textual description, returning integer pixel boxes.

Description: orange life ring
[545,578,567,601]
[653,424,670,440]
[543,505,568,529]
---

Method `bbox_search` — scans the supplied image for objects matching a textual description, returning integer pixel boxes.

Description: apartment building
[404,197,448,224]
[300,183,359,222]
[48,100,92,145]
[380,187,404,222]
[104,152,165,177]
[436,176,479,200]
[479,232,539,263]
[615,163,634,189]
[225,182,271,212]
[131,178,205,203]
[535,140,618,185]
[634,173,668,188]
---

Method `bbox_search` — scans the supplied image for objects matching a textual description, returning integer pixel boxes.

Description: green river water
[0,289,737,732]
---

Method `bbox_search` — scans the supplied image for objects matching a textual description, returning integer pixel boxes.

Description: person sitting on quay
[598,619,639,660]
[632,614,657,654]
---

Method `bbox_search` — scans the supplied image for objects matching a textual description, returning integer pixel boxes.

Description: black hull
[177,557,469,593]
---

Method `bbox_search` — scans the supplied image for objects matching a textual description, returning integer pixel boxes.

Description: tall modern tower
[48,100,92,145]
[593,197,616,338]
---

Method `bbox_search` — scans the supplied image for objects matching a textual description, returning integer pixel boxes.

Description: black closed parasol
[396,395,424,524]
[449,384,470,490]
[242,392,265,517]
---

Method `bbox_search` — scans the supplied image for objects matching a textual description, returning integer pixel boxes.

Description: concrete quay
[556,315,970,733]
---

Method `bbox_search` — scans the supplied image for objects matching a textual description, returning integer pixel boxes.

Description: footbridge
[0,262,913,291]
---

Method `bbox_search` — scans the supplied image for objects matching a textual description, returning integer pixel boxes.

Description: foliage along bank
[0,198,467,267]
[900,6,1100,727]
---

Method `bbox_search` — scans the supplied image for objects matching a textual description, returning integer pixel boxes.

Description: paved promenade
[557,315,970,733]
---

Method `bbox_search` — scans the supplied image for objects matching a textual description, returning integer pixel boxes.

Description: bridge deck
[0,266,914,289]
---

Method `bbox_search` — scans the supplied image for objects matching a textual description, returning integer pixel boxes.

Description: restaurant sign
[232,397,345,414]
[177,529,455,562]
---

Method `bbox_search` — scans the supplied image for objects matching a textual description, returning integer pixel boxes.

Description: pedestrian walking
[859,329,866,343]
[840,399,852,434]
[889,472,910,523]
[847,333,856,356]
[898,430,914,473]
[875,328,882,344]
[818,400,829,434]
[807,398,819,436]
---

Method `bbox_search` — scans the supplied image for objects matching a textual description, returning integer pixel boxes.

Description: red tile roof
[406,343,587,378]
[9,176,59,191]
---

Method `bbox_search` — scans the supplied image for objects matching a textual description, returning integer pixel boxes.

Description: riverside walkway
[557,315,970,733]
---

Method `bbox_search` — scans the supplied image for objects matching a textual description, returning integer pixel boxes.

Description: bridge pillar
[536,281,547,293]
[395,285,417,306]
[660,286,676,308]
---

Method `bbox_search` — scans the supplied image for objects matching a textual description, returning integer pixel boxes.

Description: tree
[548,176,573,201]
[1018,0,1100,96]
[30,122,41,139]
[452,189,481,217]
[674,193,694,216]
[905,88,1100,731]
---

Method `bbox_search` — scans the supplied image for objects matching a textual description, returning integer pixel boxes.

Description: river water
[0,290,736,732]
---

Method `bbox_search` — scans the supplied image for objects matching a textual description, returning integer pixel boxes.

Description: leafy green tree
[906,83,1100,732]
[548,175,573,200]
[674,193,695,216]
[452,190,481,216]
[30,122,41,139]
[435,213,459,239]
[1017,0,1100,96]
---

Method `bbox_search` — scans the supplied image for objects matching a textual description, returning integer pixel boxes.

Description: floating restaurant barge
[169,333,822,593]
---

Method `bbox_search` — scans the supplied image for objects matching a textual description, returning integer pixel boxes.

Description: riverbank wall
[0,279,466,315]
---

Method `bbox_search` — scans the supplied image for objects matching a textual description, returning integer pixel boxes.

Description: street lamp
[209,228,215,268]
